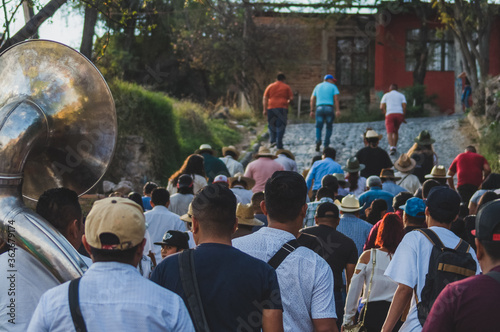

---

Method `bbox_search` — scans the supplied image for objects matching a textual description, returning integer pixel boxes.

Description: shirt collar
[86,261,140,275]
[370,186,382,191]
[257,227,295,241]
[152,205,168,211]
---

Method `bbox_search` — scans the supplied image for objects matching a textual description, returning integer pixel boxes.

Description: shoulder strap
[416,228,445,250]
[487,271,500,284]
[397,174,411,186]
[359,249,377,325]
[68,278,88,332]
[267,239,300,270]
[454,239,471,253]
[178,250,211,332]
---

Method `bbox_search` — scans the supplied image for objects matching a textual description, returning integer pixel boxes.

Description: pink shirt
[244,158,284,193]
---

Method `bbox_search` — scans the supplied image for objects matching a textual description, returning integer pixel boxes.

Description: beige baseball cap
[85,197,146,250]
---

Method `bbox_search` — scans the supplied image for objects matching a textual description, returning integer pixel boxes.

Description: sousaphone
[0,40,117,282]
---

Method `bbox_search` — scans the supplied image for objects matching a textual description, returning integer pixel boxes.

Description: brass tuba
[0,40,117,282]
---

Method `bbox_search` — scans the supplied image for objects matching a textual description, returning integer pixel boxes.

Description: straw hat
[276,149,295,160]
[255,146,277,159]
[180,203,193,223]
[394,153,417,172]
[333,173,347,186]
[425,165,451,179]
[379,168,401,180]
[365,130,383,140]
[414,130,435,145]
[236,203,264,226]
[228,173,255,190]
[195,144,216,155]
[336,194,365,213]
[222,145,240,159]
[342,157,365,173]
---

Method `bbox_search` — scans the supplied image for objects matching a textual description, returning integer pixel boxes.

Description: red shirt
[422,265,500,332]
[449,151,488,187]
[263,81,293,109]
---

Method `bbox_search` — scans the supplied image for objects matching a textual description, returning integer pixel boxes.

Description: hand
[335,110,341,118]
[309,111,315,119]
[263,109,267,116]
[403,118,407,124]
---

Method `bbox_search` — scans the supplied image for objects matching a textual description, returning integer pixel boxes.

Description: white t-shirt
[385,227,480,332]
[381,90,407,115]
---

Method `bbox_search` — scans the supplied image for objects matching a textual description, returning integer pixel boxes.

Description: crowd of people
[1,124,500,332]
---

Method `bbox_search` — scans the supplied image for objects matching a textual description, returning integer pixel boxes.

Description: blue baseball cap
[401,197,426,218]
[324,74,336,81]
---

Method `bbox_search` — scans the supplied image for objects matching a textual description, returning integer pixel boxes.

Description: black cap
[315,202,339,219]
[178,174,194,189]
[473,199,500,241]
[154,230,190,249]
[425,186,461,222]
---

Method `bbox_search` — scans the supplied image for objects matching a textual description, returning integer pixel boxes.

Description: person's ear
[82,235,93,259]
[260,200,268,216]
[232,218,238,234]
[68,219,79,241]
[475,239,485,261]
[192,218,200,234]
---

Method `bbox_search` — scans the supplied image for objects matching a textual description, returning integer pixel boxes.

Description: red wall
[489,18,500,76]
[375,14,455,113]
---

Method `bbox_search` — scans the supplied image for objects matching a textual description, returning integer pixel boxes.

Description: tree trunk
[80,5,98,60]
[22,0,38,39]
[0,0,67,52]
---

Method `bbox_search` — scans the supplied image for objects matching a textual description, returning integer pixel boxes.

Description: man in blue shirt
[310,74,341,152]
[358,176,395,218]
[151,184,283,332]
[306,147,343,200]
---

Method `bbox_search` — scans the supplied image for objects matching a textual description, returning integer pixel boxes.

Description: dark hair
[321,175,339,193]
[128,192,145,211]
[265,171,307,223]
[465,145,477,153]
[310,154,322,166]
[251,191,265,207]
[277,73,286,81]
[224,150,237,159]
[178,186,194,195]
[191,184,237,235]
[323,147,336,160]
[143,182,158,195]
[151,188,170,206]
[366,199,388,225]
[346,172,360,192]
[169,154,206,186]
[477,192,500,213]
[367,137,379,147]
[393,192,414,211]
[316,187,335,200]
[390,83,398,91]
[36,188,82,235]
[406,214,426,226]
[479,224,500,261]
[480,173,500,190]
[90,244,140,264]
[422,179,440,199]
[375,213,404,254]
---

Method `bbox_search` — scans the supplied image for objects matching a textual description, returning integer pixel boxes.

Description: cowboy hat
[379,168,401,180]
[365,130,383,140]
[180,203,193,223]
[394,153,416,172]
[228,173,255,190]
[195,144,216,155]
[424,165,451,179]
[333,173,347,186]
[222,145,240,159]
[336,194,365,213]
[414,130,435,145]
[343,157,365,173]
[276,149,295,160]
[255,146,277,159]
[236,203,264,227]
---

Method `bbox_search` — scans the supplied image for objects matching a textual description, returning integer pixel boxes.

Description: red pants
[385,113,404,133]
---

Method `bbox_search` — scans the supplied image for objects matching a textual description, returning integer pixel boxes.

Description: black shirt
[356,146,393,178]
[150,243,282,331]
[300,224,358,291]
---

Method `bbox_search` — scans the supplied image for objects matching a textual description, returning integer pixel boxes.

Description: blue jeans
[267,108,288,149]
[316,105,335,147]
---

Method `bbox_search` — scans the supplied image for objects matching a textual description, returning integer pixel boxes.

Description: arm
[344,252,369,325]
[262,309,284,332]
[402,102,407,118]
[334,94,340,118]
[381,284,413,332]
[310,95,317,119]
[305,163,316,191]
[312,318,338,332]
[345,263,356,293]
[468,201,478,215]
[483,162,491,180]
[380,103,386,115]
[263,96,268,116]
[447,169,456,191]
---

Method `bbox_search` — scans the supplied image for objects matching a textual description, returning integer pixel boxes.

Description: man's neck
[268,220,300,238]
[317,222,337,229]
[480,260,500,274]
[196,235,232,246]
[427,218,453,230]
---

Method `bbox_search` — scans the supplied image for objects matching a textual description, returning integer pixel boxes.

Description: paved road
[281,114,472,173]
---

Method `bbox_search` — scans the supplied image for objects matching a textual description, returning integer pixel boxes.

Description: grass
[479,122,500,172]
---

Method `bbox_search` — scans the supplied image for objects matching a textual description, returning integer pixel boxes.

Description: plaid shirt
[303,197,335,228]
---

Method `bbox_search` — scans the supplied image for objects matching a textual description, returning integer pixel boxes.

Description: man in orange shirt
[263,73,293,149]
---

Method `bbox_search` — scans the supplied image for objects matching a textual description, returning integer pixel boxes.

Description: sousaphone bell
[0,40,117,282]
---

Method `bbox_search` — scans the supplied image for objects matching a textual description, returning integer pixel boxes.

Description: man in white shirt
[380,83,407,155]
[275,149,298,172]
[382,186,480,332]
[220,145,244,176]
[233,171,338,332]
[145,188,186,263]
[394,153,421,194]
[28,197,194,331]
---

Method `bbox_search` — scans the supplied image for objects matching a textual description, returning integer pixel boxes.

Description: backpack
[415,229,477,326]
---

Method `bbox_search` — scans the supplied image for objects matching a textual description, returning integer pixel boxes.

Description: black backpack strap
[68,278,88,332]
[416,229,445,250]
[487,271,500,284]
[178,250,211,332]
[454,239,471,253]
[267,239,300,270]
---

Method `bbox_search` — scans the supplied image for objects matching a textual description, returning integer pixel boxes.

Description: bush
[479,121,500,172]
[402,84,437,118]
[338,89,384,123]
